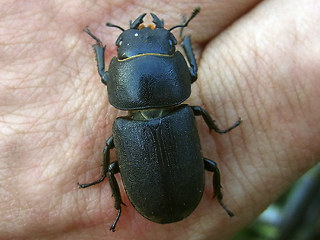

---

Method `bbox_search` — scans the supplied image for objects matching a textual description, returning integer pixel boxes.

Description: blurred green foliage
[230,164,320,240]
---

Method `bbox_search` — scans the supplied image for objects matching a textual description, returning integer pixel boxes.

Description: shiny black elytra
[78,7,241,231]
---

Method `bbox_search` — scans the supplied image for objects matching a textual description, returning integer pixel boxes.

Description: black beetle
[79,7,241,231]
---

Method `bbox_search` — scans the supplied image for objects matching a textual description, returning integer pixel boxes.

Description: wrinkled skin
[1,0,320,239]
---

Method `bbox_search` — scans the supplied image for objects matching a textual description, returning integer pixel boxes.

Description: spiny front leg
[84,27,109,85]
[182,36,197,83]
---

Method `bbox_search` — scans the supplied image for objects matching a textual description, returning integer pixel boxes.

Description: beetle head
[107,7,200,60]
[110,13,177,60]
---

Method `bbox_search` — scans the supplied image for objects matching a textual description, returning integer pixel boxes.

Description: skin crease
[0,0,320,239]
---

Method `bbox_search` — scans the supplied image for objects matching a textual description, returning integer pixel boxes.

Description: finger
[197,0,320,236]
[81,1,262,41]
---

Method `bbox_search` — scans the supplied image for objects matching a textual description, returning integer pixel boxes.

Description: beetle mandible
[79,7,241,232]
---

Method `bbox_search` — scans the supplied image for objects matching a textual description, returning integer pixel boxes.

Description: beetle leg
[182,36,197,83]
[84,27,109,85]
[191,106,242,134]
[78,136,114,188]
[179,15,187,38]
[204,158,234,217]
[108,161,125,232]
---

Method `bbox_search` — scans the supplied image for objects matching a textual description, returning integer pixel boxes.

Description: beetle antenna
[106,22,125,31]
[168,6,200,32]
[130,13,147,29]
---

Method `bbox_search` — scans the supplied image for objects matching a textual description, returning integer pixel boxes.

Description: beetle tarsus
[218,199,235,217]
[78,136,114,187]
[77,174,106,188]
[84,27,104,47]
[192,106,242,133]
[109,207,122,232]
[217,117,242,134]
[179,15,187,37]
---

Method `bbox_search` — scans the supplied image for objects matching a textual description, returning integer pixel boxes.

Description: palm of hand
[1,1,319,240]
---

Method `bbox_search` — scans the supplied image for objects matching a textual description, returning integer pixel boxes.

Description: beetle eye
[169,39,173,46]
[115,36,123,47]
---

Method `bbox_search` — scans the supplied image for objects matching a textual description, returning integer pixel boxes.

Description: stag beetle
[79,7,241,231]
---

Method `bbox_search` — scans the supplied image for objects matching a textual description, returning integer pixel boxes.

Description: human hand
[1,0,319,239]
